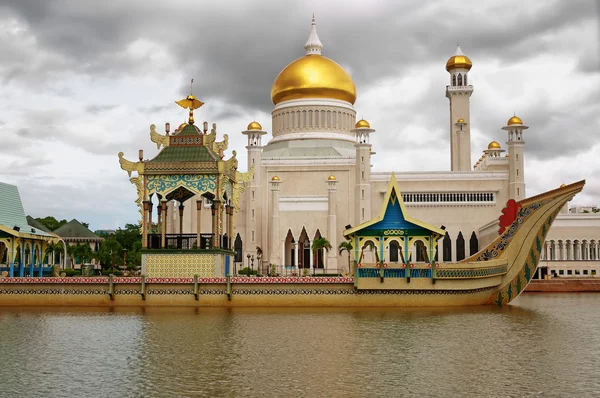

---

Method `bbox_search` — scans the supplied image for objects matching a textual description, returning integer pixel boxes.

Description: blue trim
[225,255,230,276]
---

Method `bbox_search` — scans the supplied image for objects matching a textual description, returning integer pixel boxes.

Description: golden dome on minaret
[507,115,523,125]
[328,175,337,181]
[355,119,370,128]
[446,45,472,71]
[247,121,262,131]
[457,118,465,123]
[271,16,356,105]
[272,176,280,181]
[488,141,501,150]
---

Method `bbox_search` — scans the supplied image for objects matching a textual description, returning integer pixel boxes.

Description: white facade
[176,21,599,277]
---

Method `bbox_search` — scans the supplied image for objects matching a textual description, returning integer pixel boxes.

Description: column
[294,242,299,274]
[327,176,338,273]
[157,203,162,246]
[19,242,25,277]
[142,201,150,248]
[9,238,15,277]
[212,200,221,249]
[178,203,184,249]
[269,178,281,266]
[38,244,43,277]
[161,201,167,249]
[309,244,314,275]
[30,242,34,277]
[226,205,234,250]
[196,200,202,249]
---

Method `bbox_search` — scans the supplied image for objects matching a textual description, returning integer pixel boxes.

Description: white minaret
[445,45,473,172]
[502,115,528,201]
[352,119,375,225]
[242,121,267,260]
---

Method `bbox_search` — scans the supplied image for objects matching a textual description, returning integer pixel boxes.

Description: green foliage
[62,268,81,277]
[36,216,67,232]
[101,269,123,276]
[268,264,277,277]
[98,236,123,270]
[67,243,94,265]
[338,240,353,274]
[238,267,257,276]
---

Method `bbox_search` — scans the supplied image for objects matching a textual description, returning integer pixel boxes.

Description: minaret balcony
[446,85,474,92]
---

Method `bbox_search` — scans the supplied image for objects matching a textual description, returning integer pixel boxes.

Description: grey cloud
[85,104,119,114]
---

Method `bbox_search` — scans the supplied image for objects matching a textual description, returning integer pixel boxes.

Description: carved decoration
[150,124,170,150]
[118,152,144,177]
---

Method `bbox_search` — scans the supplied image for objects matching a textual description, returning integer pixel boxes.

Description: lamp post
[251,255,254,277]
[123,248,127,271]
[246,253,251,277]
[257,254,261,276]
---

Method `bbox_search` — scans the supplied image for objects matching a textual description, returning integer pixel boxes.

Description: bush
[102,269,124,276]
[238,267,257,276]
[62,268,81,277]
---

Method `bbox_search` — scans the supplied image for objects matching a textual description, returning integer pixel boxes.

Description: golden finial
[175,79,204,125]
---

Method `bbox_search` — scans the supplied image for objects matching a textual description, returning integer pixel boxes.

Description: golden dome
[271,176,280,181]
[488,141,501,150]
[176,123,187,131]
[446,55,472,71]
[247,121,262,131]
[355,119,370,128]
[560,183,566,188]
[327,175,336,181]
[271,55,356,105]
[507,116,523,125]
[456,118,465,123]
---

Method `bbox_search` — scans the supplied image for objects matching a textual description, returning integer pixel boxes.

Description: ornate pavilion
[119,91,252,278]
[0,182,56,277]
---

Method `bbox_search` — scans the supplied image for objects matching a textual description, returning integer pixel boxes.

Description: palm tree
[338,240,353,275]
[312,237,332,275]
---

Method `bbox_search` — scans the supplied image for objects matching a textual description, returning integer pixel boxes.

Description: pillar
[327,176,338,272]
[196,200,202,249]
[30,242,34,277]
[157,203,162,246]
[212,200,221,249]
[294,242,299,274]
[38,244,43,277]
[9,238,14,277]
[161,200,167,249]
[142,201,150,248]
[226,205,234,250]
[269,177,281,266]
[19,242,25,277]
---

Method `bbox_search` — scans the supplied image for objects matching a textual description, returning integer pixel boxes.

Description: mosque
[157,17,599,278]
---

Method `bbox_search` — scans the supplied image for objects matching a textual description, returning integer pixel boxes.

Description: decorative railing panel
[436,264,507,279]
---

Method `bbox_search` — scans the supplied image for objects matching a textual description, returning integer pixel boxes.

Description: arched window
[389,241,399,263]
[464,74,468,85]
[456,232,465,261]
[452,74,456,86]
[457,74,463,86]
[443,232,452,262]
[234,234,243,262]
[469,232,479,256]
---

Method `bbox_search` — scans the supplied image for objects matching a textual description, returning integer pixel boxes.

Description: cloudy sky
[0,0,599,230]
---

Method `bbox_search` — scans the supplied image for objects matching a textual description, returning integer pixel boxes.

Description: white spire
[454,44,465,56]
[304,14,323,55]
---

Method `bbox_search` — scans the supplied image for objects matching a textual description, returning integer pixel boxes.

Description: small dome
[456,118,465,123]
[271,176,280,181]
[247,121,262,131]
[488,141,501,150]
[176,123,187,131]
[328,175,336,181]
[355,119,370,128]
[507,116,523,125]
[560,183,566,188]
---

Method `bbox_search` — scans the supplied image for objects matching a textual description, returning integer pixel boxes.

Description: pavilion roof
[26,216,53,233]
[0,182,54,239]
[149,145,220,163]
[53,219,103,241]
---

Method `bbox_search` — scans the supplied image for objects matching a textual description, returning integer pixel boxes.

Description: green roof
[53,219,102,240]
[26,216,53,233]
[0,182,53,238]
[177,124,203,136]
[149,145,219,163]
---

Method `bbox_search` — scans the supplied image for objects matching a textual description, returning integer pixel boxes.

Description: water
[1,294,599,397]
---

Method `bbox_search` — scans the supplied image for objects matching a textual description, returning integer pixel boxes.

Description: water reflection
[1,295,599,397]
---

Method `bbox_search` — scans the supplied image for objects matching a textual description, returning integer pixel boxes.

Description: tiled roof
[26,216,53,233]
[149,145,219,163]
[0,182,54,238]
[53,219,103,240]
[177,124,202,136]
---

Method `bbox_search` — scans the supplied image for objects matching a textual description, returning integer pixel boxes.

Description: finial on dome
[304,14,323,55]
